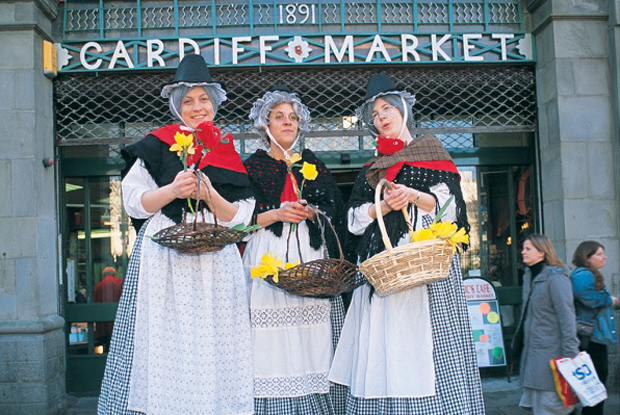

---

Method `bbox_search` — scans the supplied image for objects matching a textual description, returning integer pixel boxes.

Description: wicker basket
[151,172,247,253]
[152,222,247,253]
[358,179,454,296]
[265,209,364,298]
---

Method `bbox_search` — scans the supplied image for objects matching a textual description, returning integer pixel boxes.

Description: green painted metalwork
[59,0,528,73]
[62,0,523,34]
[66,303,119,323]
[66,355,107,396]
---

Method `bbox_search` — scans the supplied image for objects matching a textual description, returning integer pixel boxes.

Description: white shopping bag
[554,351,607,407]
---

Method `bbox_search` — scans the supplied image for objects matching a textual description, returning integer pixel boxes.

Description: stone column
[527,0,620,392]
[0,1,65,414]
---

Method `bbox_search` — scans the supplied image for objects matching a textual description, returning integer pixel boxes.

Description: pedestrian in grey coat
[515,234,579,415]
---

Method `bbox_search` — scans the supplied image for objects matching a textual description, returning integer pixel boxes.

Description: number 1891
[279,4,316,24]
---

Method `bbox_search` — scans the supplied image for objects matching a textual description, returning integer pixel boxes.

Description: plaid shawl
[366,133,458,188]
[346,134,469,263]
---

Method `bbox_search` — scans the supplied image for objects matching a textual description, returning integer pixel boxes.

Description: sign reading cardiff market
[56,33,533,73]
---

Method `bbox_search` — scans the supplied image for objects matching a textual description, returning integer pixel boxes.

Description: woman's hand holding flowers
[171,170,197,199]
[300,199,317,222]
[278,201,308,224]
[189,172,213,201]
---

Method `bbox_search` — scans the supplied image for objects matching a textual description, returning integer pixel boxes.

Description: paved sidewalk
[67,377,619,414]
[482,376,619,415]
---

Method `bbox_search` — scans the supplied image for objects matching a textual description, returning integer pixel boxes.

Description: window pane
[459,167,480,277]
[89,176,135,304]
[68,321,114,355]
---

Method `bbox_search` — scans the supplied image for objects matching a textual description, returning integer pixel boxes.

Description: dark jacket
[518,264,579,390]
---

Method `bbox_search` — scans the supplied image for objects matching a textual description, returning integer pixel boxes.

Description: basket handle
[374,179,412,251]
[311,207,346,261]
[193,171,219,228]
[283,205,345,263]
[284,221,304,264]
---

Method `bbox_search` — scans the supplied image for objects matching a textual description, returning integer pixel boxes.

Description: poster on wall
[464,278,506,368]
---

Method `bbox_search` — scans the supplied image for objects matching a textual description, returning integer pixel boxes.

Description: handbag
[552,352,607,407]
[576,320,594,349]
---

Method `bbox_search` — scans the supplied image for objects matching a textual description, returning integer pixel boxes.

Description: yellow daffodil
[170,132,195,156]
[168,131,197,214]
[450,227,469,245]
[429,222,457,239]
[251,264,270,280]
[285,260,300,270]
[414,222,470,253]
[300,162,318,181]
[251,252,285,283]
[260,252,283,274]
[286,153,302,171]
[411,229,435,243]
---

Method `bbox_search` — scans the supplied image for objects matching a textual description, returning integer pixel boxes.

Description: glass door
[63,175,135,394]
[464,165,538,359]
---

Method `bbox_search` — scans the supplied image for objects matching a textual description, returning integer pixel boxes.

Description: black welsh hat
[161,54,225,98]
[270,84,293,94]
[355,73,416,126]
[364,73,399,100]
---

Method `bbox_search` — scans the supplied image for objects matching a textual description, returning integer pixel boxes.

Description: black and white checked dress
[97,223,146,415]
[331,205,484,414]
[342,256,485,414]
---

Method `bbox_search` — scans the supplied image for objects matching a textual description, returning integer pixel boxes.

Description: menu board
[464,278,506,367]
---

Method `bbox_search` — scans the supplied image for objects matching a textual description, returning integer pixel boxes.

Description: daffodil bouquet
[251,252,300,283]
[409,196,469,253]
[285,153,318,231]
[170,131,197,214]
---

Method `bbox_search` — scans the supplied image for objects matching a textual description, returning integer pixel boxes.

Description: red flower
[191,121,233,166]
[375,135,405,155]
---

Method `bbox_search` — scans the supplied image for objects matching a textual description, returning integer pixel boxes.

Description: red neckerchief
[365,134,460,182]
[375,135,405,155]
[151,122,247,174]
[280,174,298,203]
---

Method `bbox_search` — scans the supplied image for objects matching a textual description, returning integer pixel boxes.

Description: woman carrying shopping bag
[515,234,580,415]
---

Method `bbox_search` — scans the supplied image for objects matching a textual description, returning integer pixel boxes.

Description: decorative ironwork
[58,1,528,72]
[419,3,449,24]
[143,7,175,29]
[62,1,523,39]
[180,6,211,27]
[347,3,376,24]
[384,3,413,25]
[55,66,536,154]
[104,7,135,31]
[453,4,485,24]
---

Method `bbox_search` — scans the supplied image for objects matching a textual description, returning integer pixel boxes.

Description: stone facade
[526,0,620,392]
[0,0,66,414]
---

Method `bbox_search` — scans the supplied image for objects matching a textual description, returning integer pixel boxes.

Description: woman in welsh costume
[328,74,485,414]
[242,86,347,414]
[97,54,255,415]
